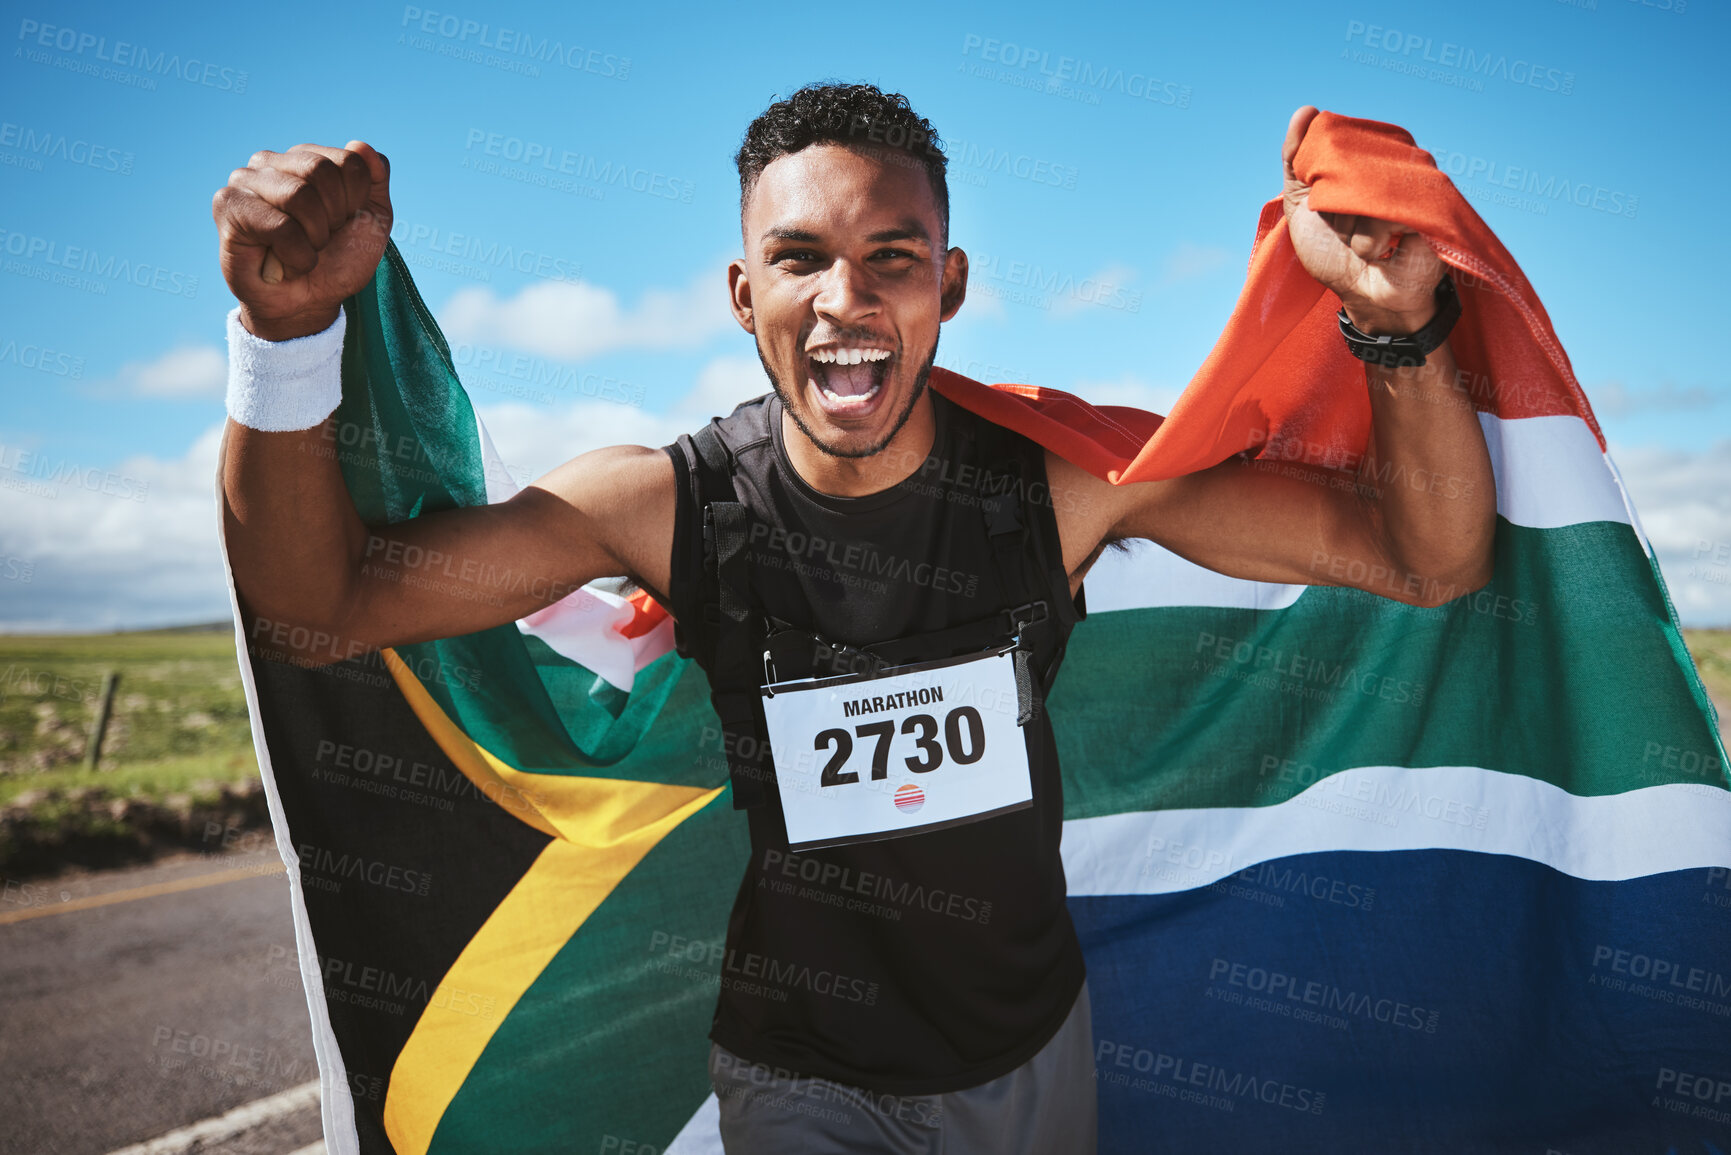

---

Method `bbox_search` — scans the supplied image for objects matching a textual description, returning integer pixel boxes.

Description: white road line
[103,1080,320,1155]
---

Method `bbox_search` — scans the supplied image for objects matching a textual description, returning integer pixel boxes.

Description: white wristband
[225,306,347,432]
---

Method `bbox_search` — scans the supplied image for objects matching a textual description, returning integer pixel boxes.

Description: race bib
[760,648,1032,852]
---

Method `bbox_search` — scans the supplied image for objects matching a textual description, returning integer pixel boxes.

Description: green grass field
[1684,628,1731,730]
[0,625,258,806]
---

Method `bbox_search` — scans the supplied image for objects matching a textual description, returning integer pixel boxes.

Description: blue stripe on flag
[1072,848,1731,1154]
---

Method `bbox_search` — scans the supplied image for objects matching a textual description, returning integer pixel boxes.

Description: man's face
[730,143,966,459]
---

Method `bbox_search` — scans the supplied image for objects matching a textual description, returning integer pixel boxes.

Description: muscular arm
[222,421,675,663]
[213,139,674,664]
[1051,336,1495,607]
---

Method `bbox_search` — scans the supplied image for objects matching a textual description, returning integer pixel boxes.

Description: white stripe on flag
[1061,765,1731,896]
[1081,539,1304,615]
[477,409,520,506]
[1085,412,1634,614]
[517,583,676,694]
[1478,413,1631,533]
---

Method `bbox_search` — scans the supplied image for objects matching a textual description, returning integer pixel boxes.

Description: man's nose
[812,258,880,325]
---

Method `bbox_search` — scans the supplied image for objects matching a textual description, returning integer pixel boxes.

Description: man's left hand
[1281,105,1444,336]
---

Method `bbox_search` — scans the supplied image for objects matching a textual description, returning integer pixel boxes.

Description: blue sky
[2,0,1727,629]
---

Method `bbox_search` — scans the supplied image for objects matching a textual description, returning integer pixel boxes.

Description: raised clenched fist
[1279,107,1444,337]
[212,141,392,341]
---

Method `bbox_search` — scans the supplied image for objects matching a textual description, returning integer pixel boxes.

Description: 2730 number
[815,707,986,787]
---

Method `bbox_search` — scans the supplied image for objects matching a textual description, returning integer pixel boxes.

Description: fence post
[86,671,119,771]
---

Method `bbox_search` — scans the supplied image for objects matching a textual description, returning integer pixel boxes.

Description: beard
[755,333,940,460]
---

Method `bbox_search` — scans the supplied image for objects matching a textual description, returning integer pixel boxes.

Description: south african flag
[220,113,1730,1154]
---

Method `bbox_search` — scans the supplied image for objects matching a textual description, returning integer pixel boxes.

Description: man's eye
[777,250,821,264]
[873,249,916,261]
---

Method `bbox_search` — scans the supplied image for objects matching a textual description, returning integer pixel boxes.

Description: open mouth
[807,346,894,416]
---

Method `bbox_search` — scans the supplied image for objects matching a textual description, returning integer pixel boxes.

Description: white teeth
[818,384,881,404]
[809,348,892,364]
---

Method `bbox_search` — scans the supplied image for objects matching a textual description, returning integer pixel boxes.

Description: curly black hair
[735,82,950,244]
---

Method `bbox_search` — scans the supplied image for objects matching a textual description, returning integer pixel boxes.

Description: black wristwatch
[1337,273,1460,369]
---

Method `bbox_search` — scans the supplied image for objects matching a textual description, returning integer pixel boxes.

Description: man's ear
[939,247,969,322]
[727,258,755,335]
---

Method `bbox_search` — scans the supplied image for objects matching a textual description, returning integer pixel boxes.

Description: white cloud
[1610,440,1731,625]
[439,267,735,360]
[0,425,232,630]
[474,355,772,485]
[116,345,227,398]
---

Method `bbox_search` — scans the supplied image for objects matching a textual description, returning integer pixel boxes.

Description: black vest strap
[979,459,1047,725]
[692,423,772,809]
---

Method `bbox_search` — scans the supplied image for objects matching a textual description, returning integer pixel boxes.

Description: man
[215,83,1494,1153]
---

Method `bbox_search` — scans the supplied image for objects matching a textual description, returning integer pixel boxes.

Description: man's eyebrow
[865,224,931,245]
[758,223,933,246]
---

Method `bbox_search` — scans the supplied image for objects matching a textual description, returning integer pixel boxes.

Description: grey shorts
[706,980,1098,1155]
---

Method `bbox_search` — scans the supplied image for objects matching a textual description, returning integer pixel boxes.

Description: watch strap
[1337,273,1461,369]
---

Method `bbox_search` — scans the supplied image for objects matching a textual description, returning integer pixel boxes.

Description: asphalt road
[0,847,324,1155]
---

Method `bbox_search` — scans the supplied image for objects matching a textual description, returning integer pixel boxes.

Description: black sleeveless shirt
[661,389,1086,1095]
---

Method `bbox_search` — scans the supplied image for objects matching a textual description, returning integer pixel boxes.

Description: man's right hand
[213,141,393,341]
